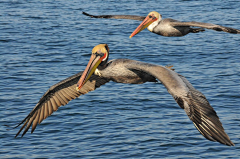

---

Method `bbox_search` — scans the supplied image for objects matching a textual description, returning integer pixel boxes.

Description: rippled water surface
[1,0,240,158]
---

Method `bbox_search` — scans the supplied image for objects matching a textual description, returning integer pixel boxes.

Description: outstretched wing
[82,12,145,21]
[15,72,110,137]
[125,61,234,146]
[170,21,240,34]
[174,74,234,146]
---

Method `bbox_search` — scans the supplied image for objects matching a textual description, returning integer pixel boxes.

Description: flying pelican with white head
[82,11,240,37]
[14,44,234,146]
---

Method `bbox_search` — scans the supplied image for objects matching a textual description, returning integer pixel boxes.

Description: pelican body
[82,11,240,37]
[15,44,234,146]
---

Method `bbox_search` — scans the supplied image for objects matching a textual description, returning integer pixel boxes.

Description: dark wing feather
[15,71,110,137]
[175,74,234,146]
[82,12,145,21]
[170,21,240,34]
[125,61,234,146]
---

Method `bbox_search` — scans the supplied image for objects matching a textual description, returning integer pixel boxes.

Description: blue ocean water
[0,0,240,158]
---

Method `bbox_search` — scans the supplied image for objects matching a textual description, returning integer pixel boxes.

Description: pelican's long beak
[129,16,156,38]
[76,53,103,91]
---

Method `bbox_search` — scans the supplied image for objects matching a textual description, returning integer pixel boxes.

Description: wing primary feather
[200,122,226,144]
[15,71,110,137]
[82,11,145,21]
[38,104,45,124]
[170,21,240,34]
[124,62,234,146]
[21,111,38,137]
[50,97,59,110]
[195,123,216,142]
[15,120,28,138]
[44,103,49,119]
[193,122,208,138]
[31,110,40,133]
[47,100,53,115]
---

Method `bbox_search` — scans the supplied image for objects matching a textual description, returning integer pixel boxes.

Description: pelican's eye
[99,53,104,57]
[102,52,108,61]
[93,52,104,57]
[149,15,152,18]
[151,14,157,20]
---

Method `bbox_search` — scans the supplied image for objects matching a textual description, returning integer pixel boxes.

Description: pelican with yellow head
[14,44,234,146]
[83,11,240,37]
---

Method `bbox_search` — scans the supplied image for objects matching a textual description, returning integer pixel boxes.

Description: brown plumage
[15,44,234,146]
[15,72,109,137]
[82,11,145,21]
[82,11,240,37]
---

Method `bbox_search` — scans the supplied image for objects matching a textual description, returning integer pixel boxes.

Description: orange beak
[129,16,157,38]
[76,53,103,91]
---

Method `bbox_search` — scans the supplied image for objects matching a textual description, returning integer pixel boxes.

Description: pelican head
[76,44,109,91]
[129,11,161,38]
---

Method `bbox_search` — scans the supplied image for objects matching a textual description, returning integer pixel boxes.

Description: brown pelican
[14,44,234,146]
[82,11,240,37]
